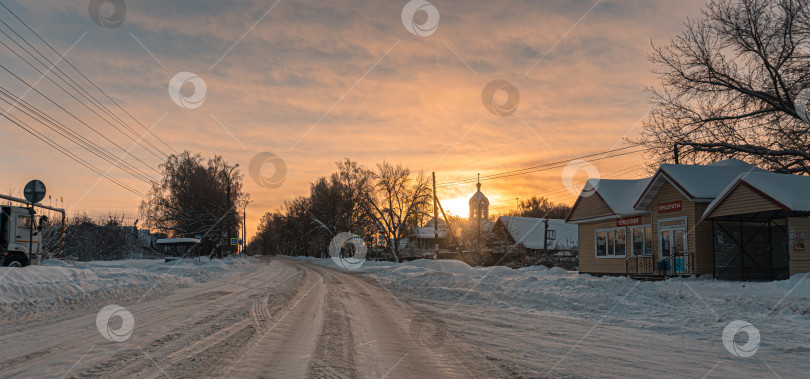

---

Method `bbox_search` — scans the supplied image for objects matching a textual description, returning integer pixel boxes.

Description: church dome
[468,182,490,206]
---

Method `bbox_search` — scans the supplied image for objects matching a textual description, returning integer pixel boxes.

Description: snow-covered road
[1,257,808,378]
[0,258,489,378]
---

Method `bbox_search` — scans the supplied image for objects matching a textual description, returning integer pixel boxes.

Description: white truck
[0,205,46,267]
[0,193,65,267]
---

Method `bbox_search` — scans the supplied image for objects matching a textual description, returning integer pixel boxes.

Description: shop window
[596,231,607,257]
[615,229,626,256]
[595,228,627,258]
[632,225,653,256]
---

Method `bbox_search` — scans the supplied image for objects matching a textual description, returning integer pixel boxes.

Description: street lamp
[226,163,239,258]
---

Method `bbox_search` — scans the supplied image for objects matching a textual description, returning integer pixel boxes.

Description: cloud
[0,0,707,236]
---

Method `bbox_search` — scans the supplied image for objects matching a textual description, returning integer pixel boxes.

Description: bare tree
[140,151,248,257]
[362,162,431,262]
[636,0,810,174]
[251,159,430,261]
[60,213,145,261]
[508,196,572,219]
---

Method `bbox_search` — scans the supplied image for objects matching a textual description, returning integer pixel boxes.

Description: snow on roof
[497,216,578,250]
[422,218,447,228]
[414,226,448,239]
[156,238,200,245]
[702,172,810,220]
[635,159,766,209]
[585,177,651,217]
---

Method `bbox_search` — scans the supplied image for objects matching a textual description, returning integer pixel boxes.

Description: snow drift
[0,257,257,326]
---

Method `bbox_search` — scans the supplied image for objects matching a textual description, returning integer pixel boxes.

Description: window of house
[596,231,607,256]
[631,225,653,256]
[615,228,626,256]
[595,228,627,258]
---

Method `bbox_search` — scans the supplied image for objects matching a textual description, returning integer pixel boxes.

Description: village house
[701,171,810,280]
[566,159,808,280]
[491,216,578,252]
[411,218,450,251]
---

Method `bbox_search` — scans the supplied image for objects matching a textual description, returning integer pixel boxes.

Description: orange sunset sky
[0,0,708,238]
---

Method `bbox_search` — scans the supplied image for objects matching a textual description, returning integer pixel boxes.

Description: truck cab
[1,206,44,267]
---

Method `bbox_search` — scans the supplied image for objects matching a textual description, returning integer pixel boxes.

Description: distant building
[492,216,578,252]
[469,176,489,223]
[412,218,450,250]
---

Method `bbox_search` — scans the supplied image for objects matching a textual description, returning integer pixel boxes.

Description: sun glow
[439,197,470,219]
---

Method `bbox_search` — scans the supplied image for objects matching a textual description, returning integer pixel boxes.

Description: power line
[544,163,647,200]
[1,110,145,197]
[0,63,164,178]
[538,163,647,199]
[482,163,649,211]
[0,1,177,155]
[0,27,168,163]
[0,3,169,198]
[438,145,642,187]
[0,88,157,184]
[437,147,647,188]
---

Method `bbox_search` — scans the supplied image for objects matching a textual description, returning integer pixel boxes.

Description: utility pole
[433,172,439,258]
[226,164,239,258]
[475,174,483,254]
[243,205,247,255]
[543,218,549,254]
[674,143,680,164]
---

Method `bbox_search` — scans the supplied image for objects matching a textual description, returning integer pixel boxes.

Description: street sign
[23,180,46,204]
[230,238,238,245]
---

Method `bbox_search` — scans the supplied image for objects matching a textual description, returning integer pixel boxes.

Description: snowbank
[0,256,258,325]
[297,257,810,338]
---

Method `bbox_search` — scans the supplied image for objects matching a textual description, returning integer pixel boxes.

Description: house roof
[701,172,810,221]
[584,177,651,218]
[422,217,447,228]
[496,216,578,250]
[414,226,448,239]
[634,159,766,209]
[156,238,200,245]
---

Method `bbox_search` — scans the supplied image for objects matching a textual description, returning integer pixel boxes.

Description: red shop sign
[616,217,641,227]
[658,201,682,213]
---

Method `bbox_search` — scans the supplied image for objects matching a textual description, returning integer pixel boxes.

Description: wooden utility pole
[243,207,247,254]
[674,143,680,164]
[437,198,468,262]
[433,172,439,257]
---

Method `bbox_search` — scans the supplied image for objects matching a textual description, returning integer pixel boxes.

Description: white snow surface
[301,256,810,351]
[0,257,257,324]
